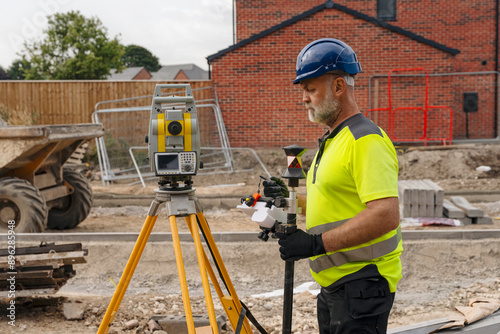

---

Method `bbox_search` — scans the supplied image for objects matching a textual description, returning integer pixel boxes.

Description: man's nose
[302,91,310,103]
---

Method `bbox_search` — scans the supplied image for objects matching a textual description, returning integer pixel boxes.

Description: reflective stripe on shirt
[309,227,402,273]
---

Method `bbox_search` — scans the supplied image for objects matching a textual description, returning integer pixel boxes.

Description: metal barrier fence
[92,86,270,186]
[366,69,500,144]
[365,68,453,145]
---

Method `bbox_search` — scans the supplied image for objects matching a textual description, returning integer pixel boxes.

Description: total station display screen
[155,153,179,173]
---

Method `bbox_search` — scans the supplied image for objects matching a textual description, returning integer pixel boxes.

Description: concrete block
[443,199,465,219]
[398,180,447,217]
[148,319,162,331]
[151,314,226,334]
[410,203,419,217]
[124,319,139,330]
[398,181,412,204]
[422,179,444,205]
[460,217,473,225]
[399,203,411,218]
[62,302,85,320]
[416,180,435,206]
[408,180,427,207]
[434,204,443,218]
[450,196,484,217]
[425,204,434,217]
[472,216,493,224]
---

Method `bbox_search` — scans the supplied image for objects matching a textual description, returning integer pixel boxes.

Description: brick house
[207,0,499,147]
[151,64,209,80]
[108,67,152,80]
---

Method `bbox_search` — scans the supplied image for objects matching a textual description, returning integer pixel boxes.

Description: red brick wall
[212,1,499,146]
[175,70,189,80]
[236,0,377,42]
[236,0,325,42]
[212,7,465,147]
[133,68,152,80]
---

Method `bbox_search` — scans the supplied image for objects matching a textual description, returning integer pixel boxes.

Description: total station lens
[168,121,183,135]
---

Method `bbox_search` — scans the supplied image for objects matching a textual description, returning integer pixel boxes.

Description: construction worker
[266,38,403,333]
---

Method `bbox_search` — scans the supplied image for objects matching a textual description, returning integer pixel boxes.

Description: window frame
[377,0,397,21]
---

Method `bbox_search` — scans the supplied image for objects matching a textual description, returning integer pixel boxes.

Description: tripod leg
[186,214,219,333]
[98,214,159,334]
[196,211,253,334]
[169,215,196,334]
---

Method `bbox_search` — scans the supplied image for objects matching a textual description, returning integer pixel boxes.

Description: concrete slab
[450,196,484,218]
[150,314,226,334]
[443,199,466,219]
[472,216,493,225]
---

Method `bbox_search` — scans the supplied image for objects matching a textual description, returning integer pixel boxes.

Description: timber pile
[0,243,87,297]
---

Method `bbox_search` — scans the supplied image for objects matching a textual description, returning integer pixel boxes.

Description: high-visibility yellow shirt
[306,113,403,293]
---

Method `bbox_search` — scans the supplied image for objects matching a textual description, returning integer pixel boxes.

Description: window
[377,0,397,21]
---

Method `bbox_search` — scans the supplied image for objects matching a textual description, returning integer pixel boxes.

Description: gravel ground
[1,145,500,333]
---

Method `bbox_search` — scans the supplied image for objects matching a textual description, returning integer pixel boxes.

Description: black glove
[275,229,326,261]
[263,176,289,198]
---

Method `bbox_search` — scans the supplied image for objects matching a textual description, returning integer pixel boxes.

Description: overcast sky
[0,0,234,70]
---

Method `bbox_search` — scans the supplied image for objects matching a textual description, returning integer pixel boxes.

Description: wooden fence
[0,80,214,125]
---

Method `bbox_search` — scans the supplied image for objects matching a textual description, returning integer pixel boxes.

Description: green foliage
[0,66,9,80]
[21,11,125,80]
[122,44,161,72]
[7,59,30,80]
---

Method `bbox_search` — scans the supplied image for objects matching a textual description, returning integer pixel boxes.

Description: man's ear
[333,77,346,97]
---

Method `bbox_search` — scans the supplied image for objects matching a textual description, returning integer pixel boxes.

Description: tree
[7,59,30,80]
[21,11,124,80]
[122,45,161,72]
[0,66,9,80]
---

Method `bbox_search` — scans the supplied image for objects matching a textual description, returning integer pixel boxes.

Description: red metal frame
[365,68,453,145]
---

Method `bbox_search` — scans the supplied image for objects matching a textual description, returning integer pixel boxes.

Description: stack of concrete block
[398,180,493,225]
[398,179,444,218]
[444,196,493,225]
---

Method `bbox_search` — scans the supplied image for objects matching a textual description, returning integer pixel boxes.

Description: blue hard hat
[293,38,362,84]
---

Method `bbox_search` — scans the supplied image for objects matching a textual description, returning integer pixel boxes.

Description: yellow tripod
[97,184,253,334]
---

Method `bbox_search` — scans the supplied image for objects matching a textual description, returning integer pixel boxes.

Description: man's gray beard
[307,90,341,127]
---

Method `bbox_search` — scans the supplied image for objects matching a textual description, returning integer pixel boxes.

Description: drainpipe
[233,0,236,45]
[208,62,211,80]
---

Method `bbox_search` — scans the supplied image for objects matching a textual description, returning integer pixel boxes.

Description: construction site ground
[2,145,500,334]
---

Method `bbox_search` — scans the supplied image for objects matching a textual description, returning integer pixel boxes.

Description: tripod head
[157,175,194,191]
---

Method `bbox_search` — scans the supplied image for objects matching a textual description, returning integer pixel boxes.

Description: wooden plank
[450,196,484,218]
[0,270,53,280]
[0,242,83,257]
[0,251,87,269]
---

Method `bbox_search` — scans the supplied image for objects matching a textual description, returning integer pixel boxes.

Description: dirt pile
[397,144,500,191]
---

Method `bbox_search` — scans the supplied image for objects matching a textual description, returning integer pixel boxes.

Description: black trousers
[317,277,395,334]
